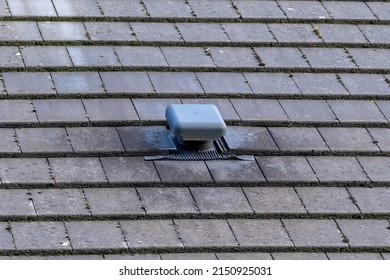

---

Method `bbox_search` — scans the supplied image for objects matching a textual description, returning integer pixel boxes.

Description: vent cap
[165,104,227,151]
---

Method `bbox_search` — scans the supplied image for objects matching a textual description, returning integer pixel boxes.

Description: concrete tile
[85,22,136,42]
[327,253,383,260]
[245,73,300,96]
[197,72,252,95]
[368,128,390,152]
[0,129,19,154]
[53,0,102,16]
[38,22,88,41]
[100,72,154,94]
[190,187,253,214]
[101,157,160,184]
[301,48,357,69]
[319,127,378,153]
[34,99,88,124]
[0,158,52,186]
[67,127,124,154]
[149,72,203,95]
[3,72,55,95]
[0,0,10,16]
[181,99,240,121]
[12,222,70,250]
[324,1,376,20]
[307,156,369,183]
[0,223,14,250]
[0,100,38,124]
[21,46,73,68]
[98,0,147,17]
[177,23,229,43]
[0,46,24,68]
[269,24,321,43]
[82,98,139,124]
[155,161,213,184]
[16,128,71,154]
[138,187,198,215]
[66,221,127,249]
[217,253,272,260]
[224,126,279,153]
[175,219,237,248]
[8,0,57,16]
[337,219,390,247]
[349,187,390,214]
[340,74,390,96]
[162,47,215,68]
[257,156,318,183]
[206,160,265,184]
[233,0,285,19]
[52,72,104,95]
[144,0,193,18]
[269,127,329,152]
[382,254,390,260]
[223,23,276,43]
[84,188,144,216]
[117,126,175,154]
[243,187,306,214]
[359,25,390,44]
[278,0,331,19]
[31,189,89,216]
[188,0,239,18]
[283,219,347,248]
[210,47,260,68]
[161,253,217,260]
[376,101,390,121]
[121,220,183,249]
[115,46,168,67]
[315,24,367,44]
[229,219,292,247]
[296,187,359,214]
[49,157,107,185]
[328,100,387,124]
[132,98,181,121]
[46,255,104,260]
[366,2,390,20]
[131,22,181,42]
[68,46,120,68]
[255,47,310,69]
[0,189,35,216]
[272,252,328,260]
[232,99,288,122]
[0,21,42,41]
[104,254,160,260]
[291,73,348,96]
[358,157,390,183]
[349,49,390,70]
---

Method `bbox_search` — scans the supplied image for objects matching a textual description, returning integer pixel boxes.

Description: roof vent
[165,104,227,151]
[144,104,254,161]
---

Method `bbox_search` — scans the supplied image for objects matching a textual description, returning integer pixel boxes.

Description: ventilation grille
[144,138,254,161]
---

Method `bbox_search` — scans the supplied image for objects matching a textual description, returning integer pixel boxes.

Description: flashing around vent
[144,104,254,161]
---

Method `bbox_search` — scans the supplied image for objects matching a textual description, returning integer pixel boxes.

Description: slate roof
[0,0,390,260]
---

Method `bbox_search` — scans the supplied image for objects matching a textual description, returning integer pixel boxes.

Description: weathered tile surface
[155,161,213,184]
[34,99,88,124]
[52,72,104,95]
[0,189,35,216]
[3,72,55,96]
[349,187,390,214]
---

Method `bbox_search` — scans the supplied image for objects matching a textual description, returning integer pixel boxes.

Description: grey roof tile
[196,72,252,95]
[162,47,215,68]
[368,128,390,152]
[161,253,217,260]
[327,253,383,260]
[255,47,310,69]
[269,24,321,43]
[188,0,239,19]
[176,23,229,43]
[190,187,253,214]
[313,24,367,44]
[357,156,390,183]
[210,47,260,69]
[222,23,276,43]
[104,254,160,260]
[357,25,390,44]
[272,252,328,260]
[3,72,55,96]
[52,0,102,17]
[232,99,289,122]
[0,129,20,154]
[291,73,348,96]
[0,100,38,125]
[121,220,183,249]
[154,161,213,184]
[131,22,182,42]
[21,46,73,68]
[0,21,42,41]
[323,1,377,20]
[115,46,168,67]
[301,48,357,69]
[232,0,286,19]
[100,72,154,95]
[216,252,273,260]
[0,46,24,68]
[85,22,136,42]
[339,74,390,96]
[376,101,390,121]
[38,22,88,41]
[0,189,35,216]
[349,49,390,70]
[366,2,390,21]
[245,73,300,96]
[148,72,203,95]
[49,157,107,185]
[0,0,10,16]
[98,0,147,17]
[34,99,88,124]
[52,72,104,95]
[132,98,181,122]
[0,223,15,250]
[68,46,120,68]
[278,0,331,19]
[143,0,193,18]
[8,0,57,16]
[349,187,390,214]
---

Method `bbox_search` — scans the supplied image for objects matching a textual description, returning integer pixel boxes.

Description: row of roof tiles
[1,21,390,45]
[0,46,389,70]
[0,156,389,186]
[0,0,389,21]
[2,72,389,97]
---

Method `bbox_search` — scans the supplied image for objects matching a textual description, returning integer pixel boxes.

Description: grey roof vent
[144,104,254,161]
[165,104,227,151]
